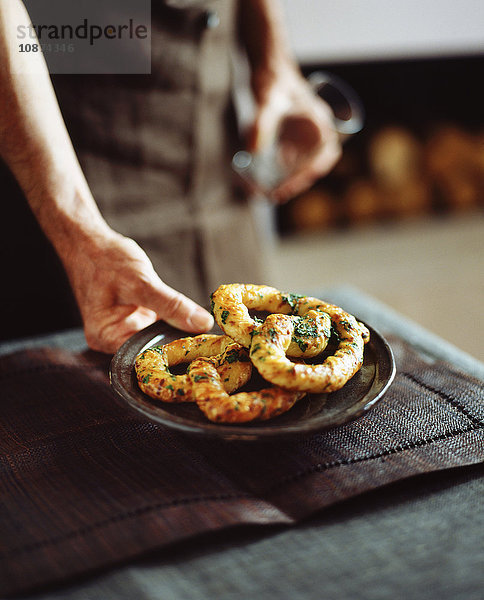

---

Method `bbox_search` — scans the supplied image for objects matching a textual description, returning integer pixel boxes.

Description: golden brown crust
[249,306,366,394]
[188,356,305,423]
[211,283,334,357]
[135,335,251,403]
[136,284,371,424]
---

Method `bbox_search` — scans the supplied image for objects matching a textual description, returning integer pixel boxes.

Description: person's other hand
[249,65,341,203]
[64,232,214,353]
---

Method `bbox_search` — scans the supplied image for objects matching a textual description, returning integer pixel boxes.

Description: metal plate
[110,320,395,441]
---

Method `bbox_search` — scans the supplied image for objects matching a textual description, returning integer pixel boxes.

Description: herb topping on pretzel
[211,283,334,357]
[249,307,367,394]
[135,284,371,424]
[188,355,305,423]
[135,334,251,403]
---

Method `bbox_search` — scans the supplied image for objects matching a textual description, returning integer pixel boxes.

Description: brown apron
[52,0,268,306]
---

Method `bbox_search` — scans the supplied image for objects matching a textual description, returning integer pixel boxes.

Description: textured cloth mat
[0,337,483,595]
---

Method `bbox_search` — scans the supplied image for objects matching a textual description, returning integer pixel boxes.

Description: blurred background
[2,0,482,364]
[267,0,484,362]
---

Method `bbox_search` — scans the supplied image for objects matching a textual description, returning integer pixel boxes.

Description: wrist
[239,0,300,99]
[250,60,307,115]
[34,178,114,269]
[53,209,121,304]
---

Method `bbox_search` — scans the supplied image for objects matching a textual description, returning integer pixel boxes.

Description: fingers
[136,279,214,334]
[113,238,214,333]
[247,110,274,153]
[72,233,215,354]
[85,292,214,355]
[83,274,214,354]
[106,309,160,353]
[83,304,155,353]
[248,94,289,153]
[117,242,214,333]
[271,138,342,203]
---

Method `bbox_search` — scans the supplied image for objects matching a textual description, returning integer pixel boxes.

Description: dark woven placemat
[0,337,482,595]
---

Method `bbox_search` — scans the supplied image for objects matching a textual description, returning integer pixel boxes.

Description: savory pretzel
[135,334,251,403]
[211,283,334,357]
[135,285,371,424]
[249,306,368,394]
[188,355,305,423]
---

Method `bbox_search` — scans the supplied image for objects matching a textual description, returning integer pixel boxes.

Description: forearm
[0,0,111,264]
[238,0,299,92]
[237,0,341,200]
[0,2,214,351]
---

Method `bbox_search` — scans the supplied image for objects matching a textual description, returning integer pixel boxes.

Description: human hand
[248,65,342,203]
[0,1,213,354]
[64,231,214,354]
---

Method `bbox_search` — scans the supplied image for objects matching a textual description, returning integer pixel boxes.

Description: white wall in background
[280,0,484,63]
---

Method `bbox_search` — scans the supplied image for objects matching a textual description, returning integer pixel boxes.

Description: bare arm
[238,0,341,201]
[239,0,296,97]
[0,0,213,352]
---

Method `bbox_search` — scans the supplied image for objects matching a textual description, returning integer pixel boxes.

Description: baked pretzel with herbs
[135,334,252,403]
[188,353,306,423]
[135,284,370,424]
[249,305,368,394]
[211,283,337,357]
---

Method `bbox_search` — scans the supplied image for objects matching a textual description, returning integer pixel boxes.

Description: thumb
[248,102,281,153]
[248,85,294,152]
[139,280,214,333]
